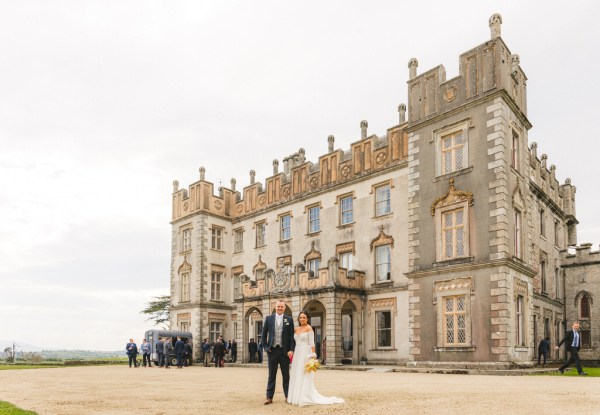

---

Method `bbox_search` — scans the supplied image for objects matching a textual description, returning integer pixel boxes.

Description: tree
[3,343,16,364]
[141,295,171,327]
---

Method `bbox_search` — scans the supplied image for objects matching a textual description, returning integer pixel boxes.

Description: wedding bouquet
[305,355,320,372]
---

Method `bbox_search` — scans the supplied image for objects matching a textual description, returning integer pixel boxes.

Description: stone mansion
[168,14,599,367]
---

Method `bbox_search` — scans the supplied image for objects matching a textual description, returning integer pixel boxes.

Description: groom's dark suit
[558,329,584,374]
[262,312,295,400]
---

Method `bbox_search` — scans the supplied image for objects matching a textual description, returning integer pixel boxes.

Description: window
[511,131,519,169]
[308,206,320,233]
[444,295,467,346]
[554,220,560,248]
[180,321,189,332]
[540,259,547,294]
[580,293,591,348]
[234,228,243,253]
[514,210,522,259]
[555,267,561,299]
[233,273,241,299]
[540,208,546,237]
[280,214,291,241]
[375,245,391,281]
[182,228,191,252]
[376,311,392,348]
[256,222,266,247]
[441,131,465,174]
[210,322,222,342]
[375,185,391,216]
[339,252,353,271]
[307,259,320,275]
[211,272,222,301]
[442,208,465,260]
[581,294,590,319]
[211,227,223,250]
[515,295,525,346]
[340,195,353,225]
[181,272,190,302]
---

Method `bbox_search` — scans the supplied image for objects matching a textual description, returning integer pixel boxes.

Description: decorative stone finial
[250,169,256,184]
[283,156,290,174]
[489,13,502,39]
[172,180,179,193]
[360,120,368,140]
[511,54,520,74]
[273,159,279,175]
[328,135,335,152]
[565,178,571,185]
[530,142,538,160]
[199,167,206,181]
[398,103,407,124]
[231,178,236,191]
[299,148,306,163]
[408,58,418,80]
[541,154,548,169]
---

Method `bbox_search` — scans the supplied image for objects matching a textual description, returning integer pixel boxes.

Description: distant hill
[0,340,44,352]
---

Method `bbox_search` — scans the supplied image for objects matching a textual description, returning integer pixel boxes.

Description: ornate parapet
[240,264,365,298]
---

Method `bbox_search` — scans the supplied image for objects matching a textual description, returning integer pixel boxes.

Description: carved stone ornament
[183,201,189,211]
[309,176,319,189]
[258,195,266,206]
[580,320,591,331]
[512,184,525,211]
[304,241,322,261]
[214,200,222,210]
[376,151,387,165]
[341,165,351,178]
[443,85,458,102]
[336,241,355,255]
[282,186,291,198]
[430,178,474,216]
[270,258,292,293]
[208,312,226,321]
[368,297,397,315]
[178,255,192,274]
[231,265,244,275]
[253,255,267,273]
[236,204,244,214]
[370,225,395,251]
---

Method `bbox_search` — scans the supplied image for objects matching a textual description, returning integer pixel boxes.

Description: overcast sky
[1,1,599,351]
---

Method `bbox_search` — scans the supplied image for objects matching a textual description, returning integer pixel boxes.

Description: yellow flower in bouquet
[305,357,320,372]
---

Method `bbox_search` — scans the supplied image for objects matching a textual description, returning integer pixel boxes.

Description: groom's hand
[288,351,294,358]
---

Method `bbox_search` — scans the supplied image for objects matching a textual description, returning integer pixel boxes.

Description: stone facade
[168,14,598,366]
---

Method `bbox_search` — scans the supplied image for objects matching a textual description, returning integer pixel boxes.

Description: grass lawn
[532,366,600,377]
[0,401,39,415]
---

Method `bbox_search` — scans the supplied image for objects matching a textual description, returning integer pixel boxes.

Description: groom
[262,299,295,405]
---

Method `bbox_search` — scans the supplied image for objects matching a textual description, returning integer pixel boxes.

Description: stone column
[199,166,206,181]
[272,160,279,175]
[360,120,368,140]
[408,58,418,80]
[398,103,406,124]
[328,135,335,152]
[249,170,255,184]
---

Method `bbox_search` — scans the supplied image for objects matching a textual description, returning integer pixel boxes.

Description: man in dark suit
[213,338,225,367]
[556,321,587,375]
[125,338,138,368]
[174,337,185,369]
[261,300,295,405]
[248,338,258,362]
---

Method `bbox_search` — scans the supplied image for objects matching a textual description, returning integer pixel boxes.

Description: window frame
[515,295,525,347]
[211,271,223,301]
[280,213,292,241]
[339,194,354,225]
[374,244,391,282]
[180,272,190,302]
[434,120,470,178]
[374,184,391,217]
[514,209,522,259]
[339,251,353,271]
[434,278,473,349]
[375,310,392,348]
[209,321,222,342]
[233,228,244,253]
[255,221,266,248]
[211,226,223,251]
[307,204,321,234]
[181,226,192,253]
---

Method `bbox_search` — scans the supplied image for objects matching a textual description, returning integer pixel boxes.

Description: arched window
[578,293,592,348]
[580,295,590,319]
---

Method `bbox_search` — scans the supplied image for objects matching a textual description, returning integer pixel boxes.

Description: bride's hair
[297,311,309,324]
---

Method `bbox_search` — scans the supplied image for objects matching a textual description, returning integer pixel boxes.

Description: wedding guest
[125,338,138,368]
[248,338,258,363]
[556,321,587,375]
[231,339,238,363]
[174,337,185,369]
[164,337,173,369]
[156,337,164,367]
[140,339,152,367]
[184,340,193,367]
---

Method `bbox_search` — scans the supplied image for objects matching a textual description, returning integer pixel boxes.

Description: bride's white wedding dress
[287,331,344,406]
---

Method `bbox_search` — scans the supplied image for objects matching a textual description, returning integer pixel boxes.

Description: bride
[287,311,344,406]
